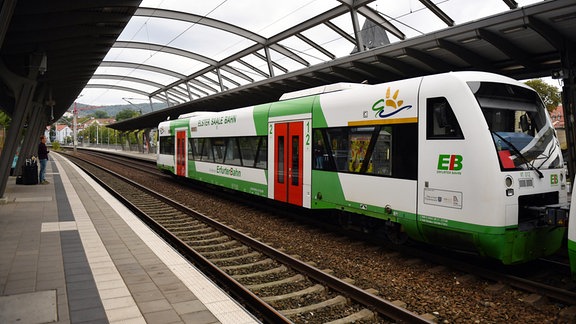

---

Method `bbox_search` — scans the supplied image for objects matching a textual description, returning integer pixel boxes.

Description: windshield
[468,81,562,171]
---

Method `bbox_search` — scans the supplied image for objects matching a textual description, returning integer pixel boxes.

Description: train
[569,190,576,278]
[157,71,569,265]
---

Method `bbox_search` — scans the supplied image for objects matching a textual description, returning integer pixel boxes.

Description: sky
[76,0,553,108]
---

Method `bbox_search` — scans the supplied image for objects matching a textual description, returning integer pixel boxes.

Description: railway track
[64,151,432,323]
[66,149,576,321]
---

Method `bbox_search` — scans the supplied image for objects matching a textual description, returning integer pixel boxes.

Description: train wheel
[383,223,408,245]
[338,212,353,231]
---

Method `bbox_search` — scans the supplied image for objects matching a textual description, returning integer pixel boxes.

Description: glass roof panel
[78,0,549,106]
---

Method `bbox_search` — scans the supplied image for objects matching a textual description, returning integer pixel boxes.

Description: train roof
[279,82,370,101]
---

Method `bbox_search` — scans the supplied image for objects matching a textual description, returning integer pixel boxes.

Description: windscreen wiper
[492,131,544,179]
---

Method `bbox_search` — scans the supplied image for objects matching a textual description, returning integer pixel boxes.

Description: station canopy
[66,0,576,130]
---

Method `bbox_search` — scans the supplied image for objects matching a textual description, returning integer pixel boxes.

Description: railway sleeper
[324,308,375,324]
[220,258,274,271]
[147,210,186,217]
[135,200,165,206]
[192,240,239,252]
[190,235,231,245]
[160,221,202,228]
[164,220,204,227]
[174,225,213,233]
[201,245,250,257]
[232,265,288,280]
[209,251,261,264]
[168,226,211,235]
[247,274,306,291]
[136,203,166,209]
[261,284,325,306]
[280,295,348,316]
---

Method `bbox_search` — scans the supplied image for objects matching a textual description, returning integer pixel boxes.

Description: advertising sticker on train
[424,188,463,209]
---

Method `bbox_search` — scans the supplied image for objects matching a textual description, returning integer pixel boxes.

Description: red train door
[274,122,303,206]
[176,130,186,177]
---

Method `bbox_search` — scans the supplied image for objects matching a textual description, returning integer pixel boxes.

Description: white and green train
[568,190,576,278]
[158,71,568,265]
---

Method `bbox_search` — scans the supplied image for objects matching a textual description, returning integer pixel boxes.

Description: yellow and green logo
[372,87,413,118]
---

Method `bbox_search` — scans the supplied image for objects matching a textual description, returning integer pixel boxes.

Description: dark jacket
[38,142,49,160]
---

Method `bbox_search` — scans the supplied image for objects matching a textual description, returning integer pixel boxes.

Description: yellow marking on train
[348,117,418,126]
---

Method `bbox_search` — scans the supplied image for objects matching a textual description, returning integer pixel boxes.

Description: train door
[176,129,187,177]
[273,122,303,206]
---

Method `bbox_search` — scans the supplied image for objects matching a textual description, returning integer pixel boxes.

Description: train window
[189,138,200,160]
[427,98,464,139]
[239,137,258,167]
[312,129,329,170]
[314,123,417,180]
[255,137,267,169]
[471,81,562,170]
[277,136,285,183]
[323,128,348,171]
[212,138,225,163]
[225,138,242,166]
[198,138,214,162]
[159,136,174,155]
[237,137,266,169]
[291,135,299,185]
[188,138,194,160]
[189,136,267,169]
[348,130,372,173]
[367,128,392,176]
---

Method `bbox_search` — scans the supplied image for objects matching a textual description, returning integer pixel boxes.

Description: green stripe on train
[569,240,576,280]
[310,170,564,264]
[269,96,315,118]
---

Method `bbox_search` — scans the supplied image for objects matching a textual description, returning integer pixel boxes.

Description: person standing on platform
[38,135,49,184]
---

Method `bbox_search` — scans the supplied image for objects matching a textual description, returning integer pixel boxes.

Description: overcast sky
[77,0,555,107]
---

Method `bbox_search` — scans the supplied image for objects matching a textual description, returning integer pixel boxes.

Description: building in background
[550,105,566,150]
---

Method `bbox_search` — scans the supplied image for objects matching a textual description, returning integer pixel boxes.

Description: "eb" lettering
[437,154,463,171]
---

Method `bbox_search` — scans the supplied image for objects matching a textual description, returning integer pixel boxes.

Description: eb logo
[551,174,559,185]
[438,154,463,171]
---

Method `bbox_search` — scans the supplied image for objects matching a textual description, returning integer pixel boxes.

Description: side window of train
[312,129,329,170]
[199,138,214,162]
[211,138,225,163]
[317,125,416,179]
[427,97,464,139]
[190,138,200,160]
[225,138,242,166]
[160,136,174,155]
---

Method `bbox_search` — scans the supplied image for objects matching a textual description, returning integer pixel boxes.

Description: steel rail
[67,152,433,323]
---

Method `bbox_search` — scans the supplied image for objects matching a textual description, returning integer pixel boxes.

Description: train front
[569,186,576,279]
[474,80,569,262]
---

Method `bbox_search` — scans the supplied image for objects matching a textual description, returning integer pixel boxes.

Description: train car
[158,71,568,264]
[569,189,576,278]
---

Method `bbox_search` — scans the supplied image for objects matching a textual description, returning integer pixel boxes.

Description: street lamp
[73,102,78,152]
[73,95,84,153]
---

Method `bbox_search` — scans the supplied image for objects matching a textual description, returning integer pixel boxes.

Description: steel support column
[14,100,46,176]
[0,82,36,199]
[216,67,225,92]
[350,7,364,52]
[561,53,576,184]
[264,46,275,78]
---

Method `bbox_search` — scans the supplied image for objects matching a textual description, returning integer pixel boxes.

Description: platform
[0,152,259,324]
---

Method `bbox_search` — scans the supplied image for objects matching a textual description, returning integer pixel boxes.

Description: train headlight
[505,176,513,188]
[506,188,514,196]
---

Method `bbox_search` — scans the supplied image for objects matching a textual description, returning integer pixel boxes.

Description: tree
[115,109,139,121]
[92,110,109,119]
[524,79,561,113]
[0,111,10,127]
